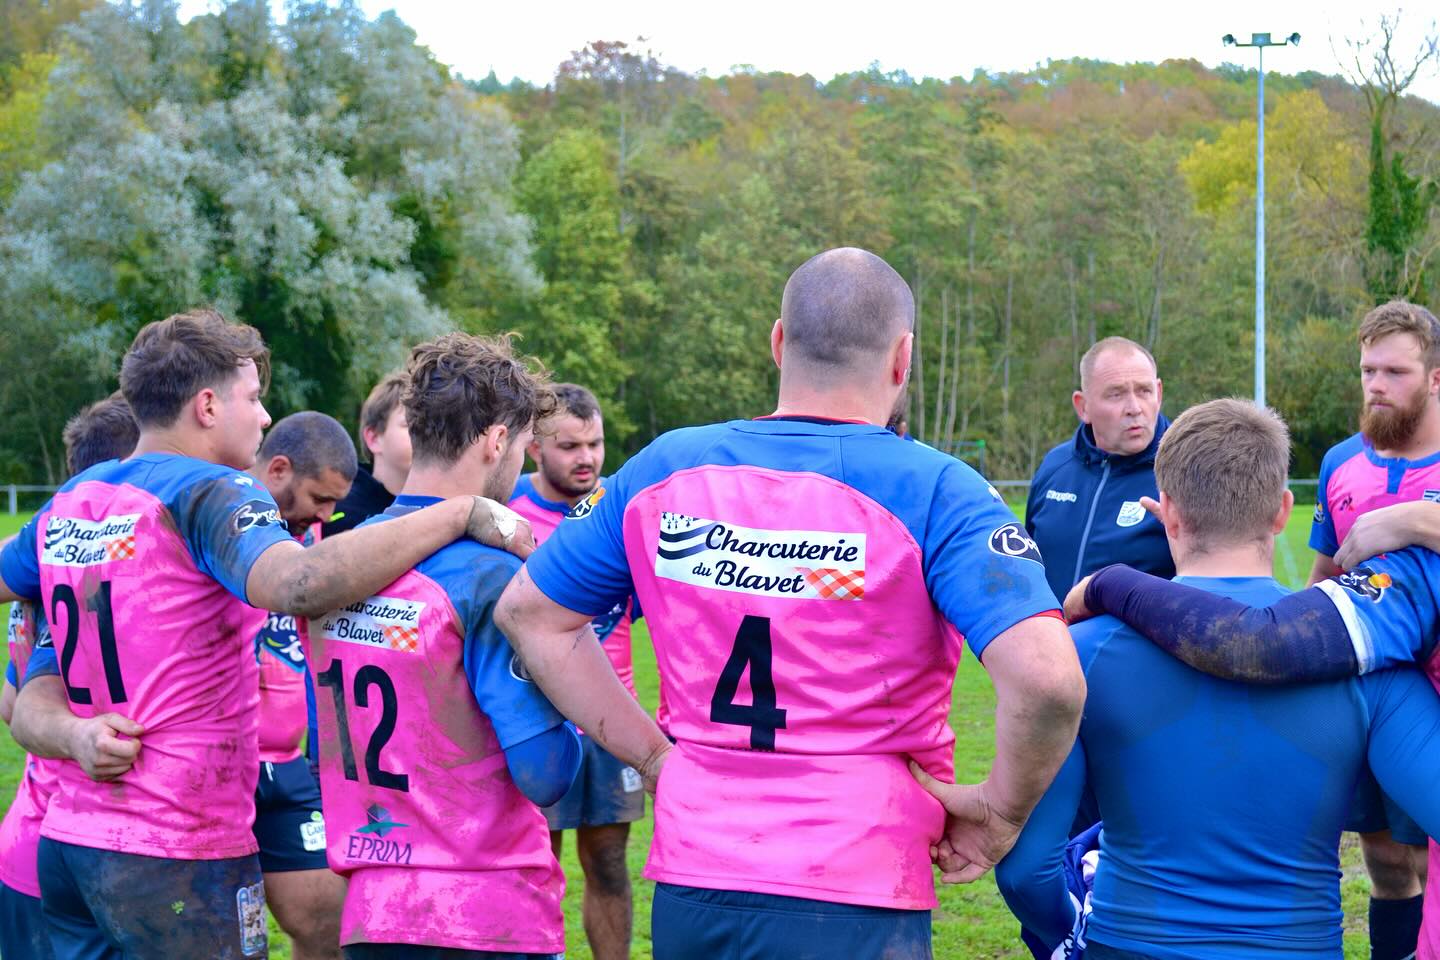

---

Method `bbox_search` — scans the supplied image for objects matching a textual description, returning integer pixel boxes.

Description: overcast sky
[177,0,1440,104]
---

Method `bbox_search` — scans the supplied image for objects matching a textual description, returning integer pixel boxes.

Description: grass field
[0,504,1373,958]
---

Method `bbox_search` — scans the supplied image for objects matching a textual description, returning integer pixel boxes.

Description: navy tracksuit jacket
[1024,415,1174,602]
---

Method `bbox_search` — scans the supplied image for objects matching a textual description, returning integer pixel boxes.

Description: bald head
[780,248,915,372]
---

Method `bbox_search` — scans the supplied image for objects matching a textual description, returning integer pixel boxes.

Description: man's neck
[530,470,586,508]
[130,428,207,462]
[1173,541,1275,579]
[399,462,489,501]
[1373,404,1440,460]
[371,457,407,496]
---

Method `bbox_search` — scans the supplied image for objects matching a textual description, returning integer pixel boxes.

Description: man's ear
[485,423,511,462]
[361,425,382,457]
[770,318,784,370]
[193,387,220,429]
[1157,491,1183,537]
[264,455,293,488]
[1072,390,1088,424]
[1272,488,1295,534]
[892,332,914,387]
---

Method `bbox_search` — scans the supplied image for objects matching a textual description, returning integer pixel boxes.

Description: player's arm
[906,615,1084,883]
[0,528,39,606]
[0,674,14,726]
[1334,500,1440,571]
[495,567,671,791]
[460,566,583,807]
[11,675,143,781]
[1362,667,1440,842]
[1308,553,1343,587]
[242,495,533,618]
[992,744,1089,955]
[1066,546,1439,681]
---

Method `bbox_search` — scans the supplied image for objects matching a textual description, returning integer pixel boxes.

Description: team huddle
[0,245,1438,960]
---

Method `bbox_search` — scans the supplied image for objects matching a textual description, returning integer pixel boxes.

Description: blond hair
[1154,398,1290,550]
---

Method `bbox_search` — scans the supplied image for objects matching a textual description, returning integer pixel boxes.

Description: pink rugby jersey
[525,417,1060,909]
[0,454,294,859]
[1311,433,1440,557]
[305,496,568,953]
[0,602,61,897]
[256,526,320,763]
[1425,653,1440,960]
[510,473,637,698]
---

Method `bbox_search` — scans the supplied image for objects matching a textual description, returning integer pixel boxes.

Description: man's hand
[466,497,536,559]
[911,762,1024,884]
[1335,500,1440,571]
[67,714,144,781]
[1063,575,1095,624]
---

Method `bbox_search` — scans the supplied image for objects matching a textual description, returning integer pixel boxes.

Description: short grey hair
[1079,337,1157,390]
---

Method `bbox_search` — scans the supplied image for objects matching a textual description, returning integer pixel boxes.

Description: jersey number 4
[710,615,788,750]
[316,658,409,792]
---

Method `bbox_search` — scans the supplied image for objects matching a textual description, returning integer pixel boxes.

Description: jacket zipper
[1072,460,1111,588]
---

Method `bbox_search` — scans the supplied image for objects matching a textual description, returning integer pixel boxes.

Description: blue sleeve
[0,508,45,600]
[525,468,636,617]
[1316,548,1440,672]
[1083,564,1362,682]
[995,740,1088,953]
[1308,454,1340,556]
[460,559,568,748]
[172,473,295,603]
[925,461,1061,658]
[1361,668,1440,841]
[502,721,582,807]
[22,609,57,684]
[4,661,14,687]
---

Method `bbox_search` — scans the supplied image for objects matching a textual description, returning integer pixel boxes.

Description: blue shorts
[1087,942,1161,960]
[38,837,267,960]
[254,756,329,872]
[1346,765,1429,845]
[541,735,644,831]
[343,947,560,959]
[650,882,931,960]
[0,879,54,960]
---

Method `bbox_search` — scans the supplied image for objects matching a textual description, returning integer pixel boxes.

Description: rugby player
[509,383,641,960]
[957,399,1440,959]
[1307,300,1440,956]
[496,247,1085,959]
[0,309,534,959]
[0,393,139,960]
[327,373,411,536]
[306,333,580,958]
[248,412,357,960]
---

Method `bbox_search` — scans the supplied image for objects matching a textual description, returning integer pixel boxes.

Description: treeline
[0,1,1436,482]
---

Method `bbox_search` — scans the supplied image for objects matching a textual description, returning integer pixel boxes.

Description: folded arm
[495,566,671,791]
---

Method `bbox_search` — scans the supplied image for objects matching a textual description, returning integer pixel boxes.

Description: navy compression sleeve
[503,721,582,807]
[1083,565,1358,683]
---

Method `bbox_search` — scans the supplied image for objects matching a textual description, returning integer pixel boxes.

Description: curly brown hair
[402,333,555,465]
[119,309,270,428]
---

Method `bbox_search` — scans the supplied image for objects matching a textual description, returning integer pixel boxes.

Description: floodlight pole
[1223,31,1299,408]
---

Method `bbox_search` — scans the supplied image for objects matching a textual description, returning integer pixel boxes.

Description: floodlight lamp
[1251,32,1271,45]
[1222,33,1237,45]
[1288,32,1301,45]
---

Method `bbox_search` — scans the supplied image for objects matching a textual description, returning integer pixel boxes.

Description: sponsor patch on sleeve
[1334,565,1392,602]
[988,522,1044,564]
[655,512,865,601]
[567,486,605,520]
[230,500,284,535]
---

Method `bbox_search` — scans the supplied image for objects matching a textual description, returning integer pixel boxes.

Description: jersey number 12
[316,658,409,792]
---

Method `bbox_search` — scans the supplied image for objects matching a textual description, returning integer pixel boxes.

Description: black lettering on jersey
[230,500,284,535]
[988,522,1043,564]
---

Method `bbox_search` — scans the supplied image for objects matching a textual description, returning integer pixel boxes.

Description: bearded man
[1309,299,1440,960]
